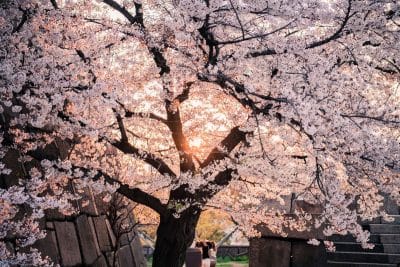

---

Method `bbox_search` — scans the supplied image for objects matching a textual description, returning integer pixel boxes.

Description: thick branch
[28,147,168,215]
[198,12,219,66]
[201,126,248,168]
[187,123,255,203]
[81,166,168,216]
[179,126,250,203]
[112,111,176,177]
[195,168,236,204]
[160,83,196,173]
[111,140,176,178]
[175,82,194,103]
[209,168,235,188]
[117,183,167,216]
[151,48,171,75]
[169,167,236,204]
[12,8,29,34]
[165,98,195,174]
[50,0,58,9]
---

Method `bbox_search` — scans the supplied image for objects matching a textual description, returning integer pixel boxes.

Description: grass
[217,255,249,263]
[216,256,249,266]
[216,263,248,267]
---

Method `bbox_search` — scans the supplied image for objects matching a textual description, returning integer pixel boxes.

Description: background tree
[1,0,400,266]
[196,209,235,243]
[106,194,139,267]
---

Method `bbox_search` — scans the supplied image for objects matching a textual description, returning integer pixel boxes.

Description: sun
[189,137,203,148]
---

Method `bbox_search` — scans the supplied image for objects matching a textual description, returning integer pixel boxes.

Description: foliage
[218,255,249,263]
[147,257,153,267]
[196,209,234,242]
[1,0,400,266]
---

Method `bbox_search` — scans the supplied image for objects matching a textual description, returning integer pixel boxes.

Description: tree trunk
[152,208,201,267]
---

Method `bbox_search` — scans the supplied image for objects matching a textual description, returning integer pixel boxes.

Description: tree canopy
[0,0,399,266]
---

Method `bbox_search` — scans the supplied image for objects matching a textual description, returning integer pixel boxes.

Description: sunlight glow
[189,137,203,148]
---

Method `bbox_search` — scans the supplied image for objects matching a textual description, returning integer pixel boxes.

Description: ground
[146,256,249,266]
[216,262,248,267]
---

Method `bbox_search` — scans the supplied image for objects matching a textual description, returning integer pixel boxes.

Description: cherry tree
[1,0,399,266]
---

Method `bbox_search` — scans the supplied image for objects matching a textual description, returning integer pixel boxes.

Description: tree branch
[50,0,59,9]
[341,113,400,125]
[198,72,314,142]
[198,11,220,66]
[175,82,194,103]
[164,85,196,173]
[246,48,277,58]
[196,168,237,203]
[215,19,296,45]
[114,111,128,143]
[117,183,167,217]
[228,0,245,40]
[125,111,169,125]
[12,8,29,34]
[201,126,248,168]
[246,0,352,57]
[103,0,170,75]
[197,72,276,113]
[306,0,352,49]
[102,0,138,24]
[115,99,169,126]
[75,166,168,216]
[111,140,177,178]
[112,112,176,177]
[28,147,168,215]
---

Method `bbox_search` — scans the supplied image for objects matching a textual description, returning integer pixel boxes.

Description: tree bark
[152,208,201,267]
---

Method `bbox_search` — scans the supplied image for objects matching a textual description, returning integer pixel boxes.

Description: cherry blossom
[0,0,399,266]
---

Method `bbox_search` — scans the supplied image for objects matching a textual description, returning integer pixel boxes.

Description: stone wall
[249,195,327,267]
[249,193,399,267]
[249,237,326,267]
[35,212,146,267]
[1,137,146,267]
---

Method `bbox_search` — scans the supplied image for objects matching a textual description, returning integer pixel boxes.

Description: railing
[216,245,249,258]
